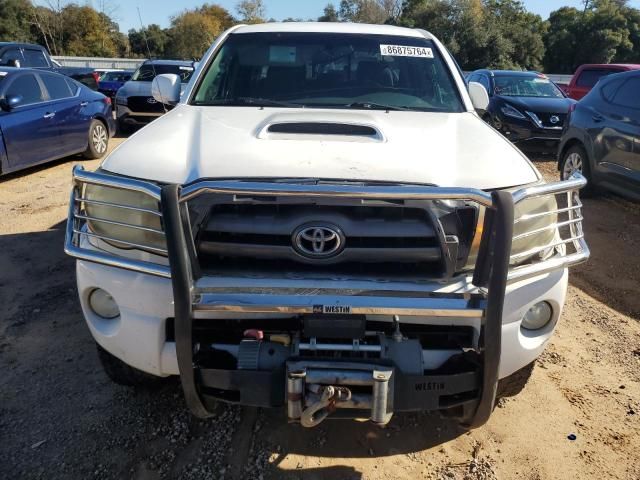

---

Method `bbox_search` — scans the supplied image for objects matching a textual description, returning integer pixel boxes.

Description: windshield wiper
[345,102,411,111]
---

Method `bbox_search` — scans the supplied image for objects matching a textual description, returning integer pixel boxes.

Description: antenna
[137,7,167,114]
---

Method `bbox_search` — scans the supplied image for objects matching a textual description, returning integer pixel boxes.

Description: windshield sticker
[269,46,297,63]
[380,45,434,58]
[179,66,194,71]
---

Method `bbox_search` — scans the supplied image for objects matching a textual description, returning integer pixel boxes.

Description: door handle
[43,112,56,119]
[592,113,604,122]
[80,101,89,107]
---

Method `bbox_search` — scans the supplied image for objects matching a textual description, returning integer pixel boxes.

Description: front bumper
[115,104,162,127]
[494,115,563,154]
[65,168,588,427]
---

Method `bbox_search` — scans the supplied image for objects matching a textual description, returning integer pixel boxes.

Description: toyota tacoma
[65,23,589,429]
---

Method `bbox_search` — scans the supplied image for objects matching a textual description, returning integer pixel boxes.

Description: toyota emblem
[550,115,560,124]
[147,97,157,104]
[292,224,344,259]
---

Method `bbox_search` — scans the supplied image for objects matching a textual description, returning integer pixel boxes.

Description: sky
[49,0,640,33]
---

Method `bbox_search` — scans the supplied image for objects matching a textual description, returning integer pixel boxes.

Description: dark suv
[468,69,576,155]
[558,70,640,200]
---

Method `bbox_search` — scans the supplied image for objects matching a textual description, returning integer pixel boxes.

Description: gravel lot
[1,138,639,479]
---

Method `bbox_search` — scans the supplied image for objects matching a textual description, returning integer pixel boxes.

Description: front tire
[84,119,109,159]
[96,343,165,388]
[560,144,595,196]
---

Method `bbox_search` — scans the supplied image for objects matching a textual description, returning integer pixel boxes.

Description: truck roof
[233,22,432,39]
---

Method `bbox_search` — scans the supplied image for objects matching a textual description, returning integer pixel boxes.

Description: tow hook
[300,385,352,428]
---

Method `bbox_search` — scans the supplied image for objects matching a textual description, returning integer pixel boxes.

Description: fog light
[521,301,553,330]
[88,288,120,319]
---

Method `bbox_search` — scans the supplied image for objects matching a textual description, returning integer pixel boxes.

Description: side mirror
[468,81,490,112]
[6,59,21,68]
[151,73,181,105]
[0,94,23,111]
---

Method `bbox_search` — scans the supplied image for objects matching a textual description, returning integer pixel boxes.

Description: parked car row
[468,67,639,200]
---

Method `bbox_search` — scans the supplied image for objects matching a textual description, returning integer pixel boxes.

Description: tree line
[1,0,639,73]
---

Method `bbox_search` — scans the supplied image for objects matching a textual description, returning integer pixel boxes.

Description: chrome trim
[75,197,163,216]
[192,292,484,318]
[74,213,164,234]
[72,165,162,200]
[512,215,584,241]
[510,234,584,262]
[179,180,495,207]
[514,200,582,224]
[72,229,168,255]
[512,174,586,204]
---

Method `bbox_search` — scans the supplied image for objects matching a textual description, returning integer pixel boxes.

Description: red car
[564,64,640,100]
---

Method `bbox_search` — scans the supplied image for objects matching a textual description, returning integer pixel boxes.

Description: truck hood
[102,106,539,190]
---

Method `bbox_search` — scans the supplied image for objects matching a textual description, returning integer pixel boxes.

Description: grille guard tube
[161,185,211,418]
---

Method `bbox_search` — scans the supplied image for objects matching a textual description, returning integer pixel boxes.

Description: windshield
[102,71,131,82]
[131,64,194,83]
[494,75,564,98]
[192,32,464,112]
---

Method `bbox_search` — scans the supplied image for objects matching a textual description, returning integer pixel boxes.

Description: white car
[65,22,589,429]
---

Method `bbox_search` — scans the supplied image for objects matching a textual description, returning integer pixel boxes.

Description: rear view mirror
[0,94,23,111]
[151,73,181,105]
[468,81,490,112]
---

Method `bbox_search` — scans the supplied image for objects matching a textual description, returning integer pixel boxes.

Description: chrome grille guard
[64,165,589,426]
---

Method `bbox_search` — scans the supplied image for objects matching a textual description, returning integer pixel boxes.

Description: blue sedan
[0,67,115,175]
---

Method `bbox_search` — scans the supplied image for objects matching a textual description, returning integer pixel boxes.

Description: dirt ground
[0,141,639,480]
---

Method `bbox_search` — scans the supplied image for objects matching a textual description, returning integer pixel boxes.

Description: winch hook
[300,385,351,428]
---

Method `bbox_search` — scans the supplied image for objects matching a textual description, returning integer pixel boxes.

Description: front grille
[127,96,166,113]
[194,203,463,278]
[537,112,566,128]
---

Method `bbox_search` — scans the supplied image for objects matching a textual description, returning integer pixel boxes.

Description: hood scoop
[259,120,385,142]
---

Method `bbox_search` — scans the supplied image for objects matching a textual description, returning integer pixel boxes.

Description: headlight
[511,195,558,266]
[500,104,526,120]
[83,184,166,253]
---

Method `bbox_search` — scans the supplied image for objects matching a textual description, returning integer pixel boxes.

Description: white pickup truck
[65,23,589,429]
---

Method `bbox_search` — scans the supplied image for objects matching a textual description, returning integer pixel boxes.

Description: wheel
[96,343,165,388]
[83,119,109,159]
[560,144,595,196]
[496,361,535,399]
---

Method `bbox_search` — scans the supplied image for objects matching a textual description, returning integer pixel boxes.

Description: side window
[600,77,625,103]
[478,75,491,94]
[65,78,80,95]
[611,77,640,110]
[576,69,618,88]
[1,48,24,66]
[22,49,50,68]
[4,74,45,106]
[41,73,73,100]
